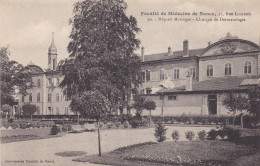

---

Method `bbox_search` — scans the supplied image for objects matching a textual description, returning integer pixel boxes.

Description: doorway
[208,94,217,115]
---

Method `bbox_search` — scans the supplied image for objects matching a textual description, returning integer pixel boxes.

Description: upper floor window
[48,93,52,102]
[207,65,213,77]
[146,70,150,81]
[48,79,52,86]
[37,93,40,102]
[244,61,251,74]
[174,69,179,79]
[29,93,32,102]
[160,69,165,80]
[64,95,68,101]
[37,79,41,88]
[225,63,232,76]
[56,93,59,102]
[189,67,196,77]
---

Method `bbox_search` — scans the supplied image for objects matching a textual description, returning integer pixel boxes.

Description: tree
[0,47,31,106]
[22,103,37,119]
[247,85,260,124]
[132,95,156,118]
[70,90,110,156]
[1,104,12,119]
[222,91,248,128]
[144,99,156,126]
[59,0,142,114]
[132,95,147,117]
[154,122,167,142]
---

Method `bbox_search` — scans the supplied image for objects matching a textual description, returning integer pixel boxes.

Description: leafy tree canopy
[60,0,142,113]
[132,95,156,117]
[0,47,31,106]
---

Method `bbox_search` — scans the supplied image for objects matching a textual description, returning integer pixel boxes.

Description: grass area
[55,151,87,157]
[0,127,64,143]
[74,138,259,166]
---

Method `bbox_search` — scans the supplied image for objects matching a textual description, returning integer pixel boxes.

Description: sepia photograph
[1,0,260,165]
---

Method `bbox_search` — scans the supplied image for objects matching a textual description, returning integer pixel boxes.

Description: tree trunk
[77,112,79,125]
[241,113,244,129]
[149,110,151,126]
[97,120,102,156]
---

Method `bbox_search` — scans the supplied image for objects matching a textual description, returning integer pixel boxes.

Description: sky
[0,0,260,69]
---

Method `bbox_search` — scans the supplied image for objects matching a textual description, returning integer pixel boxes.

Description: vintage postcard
[1,0,260,166]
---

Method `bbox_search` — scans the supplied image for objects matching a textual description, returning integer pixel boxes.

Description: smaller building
[140,33,260,116]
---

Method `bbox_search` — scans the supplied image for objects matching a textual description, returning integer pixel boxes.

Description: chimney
[208,41,211,46]
[141,46,144,61]
[186,74,193,91]
[183,40,189,56]
[168,46,172,56]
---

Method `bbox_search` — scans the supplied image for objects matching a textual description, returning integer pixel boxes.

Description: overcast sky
[0,0,260,69]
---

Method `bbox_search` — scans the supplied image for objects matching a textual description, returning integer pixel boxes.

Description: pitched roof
[144,48,203,62]
[158,75,259,94]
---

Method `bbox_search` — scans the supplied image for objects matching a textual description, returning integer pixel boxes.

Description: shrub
[171,130,180,142]
[154,123,167,142]
[115,121,121,128]
[226,128,241,140]
[42,122,47,128]
[185,131,195,141]
[123,121,129,128]
[131,118,140,128]
[207,129,218,140]
[2,121,9,129]
[50,125,61,135]
[218,129,227,139]
[19,123,27,129]
[8,118,14,123]
[198,130,207,140]
[107,122,113,128]
[35,122,42,128]
[11,122,19,129]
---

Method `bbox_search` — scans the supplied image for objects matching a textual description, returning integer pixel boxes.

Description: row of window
[33,107,70,115]
[142,67,196,82]
[22,93,68,102]
[48,107,69,115]
[30,78,60,88]
[206,61,252,77]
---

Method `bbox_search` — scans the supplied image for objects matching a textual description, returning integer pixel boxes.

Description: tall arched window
[244,61,251,74]
[160,69,165,80]
[37,93,40,102]
[207,65,213,77]
[53,59,56,70]
[225,63,232,76]
[37,79,41,88]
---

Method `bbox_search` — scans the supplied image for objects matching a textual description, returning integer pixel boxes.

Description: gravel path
[1,126,214,166]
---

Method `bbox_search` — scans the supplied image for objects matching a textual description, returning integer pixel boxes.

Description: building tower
[48,32,57,70]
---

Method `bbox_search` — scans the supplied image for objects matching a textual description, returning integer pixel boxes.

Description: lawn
[73,139,260,166]
[0,127,64,143]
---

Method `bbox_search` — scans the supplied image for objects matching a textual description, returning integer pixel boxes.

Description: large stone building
[18,33,260,116]
[140,33,260,116]
[18,33,73,115]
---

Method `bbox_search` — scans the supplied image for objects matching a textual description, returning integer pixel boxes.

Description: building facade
[18,34,73,116]
[140,33,260,116]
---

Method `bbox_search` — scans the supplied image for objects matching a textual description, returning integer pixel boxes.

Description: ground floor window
[168,95,177,101]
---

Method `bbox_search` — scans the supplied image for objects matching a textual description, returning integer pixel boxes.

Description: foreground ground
[1,126,213,166]
[74,139,259,166]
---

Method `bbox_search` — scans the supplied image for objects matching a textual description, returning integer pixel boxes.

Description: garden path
[1,126,214,166]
